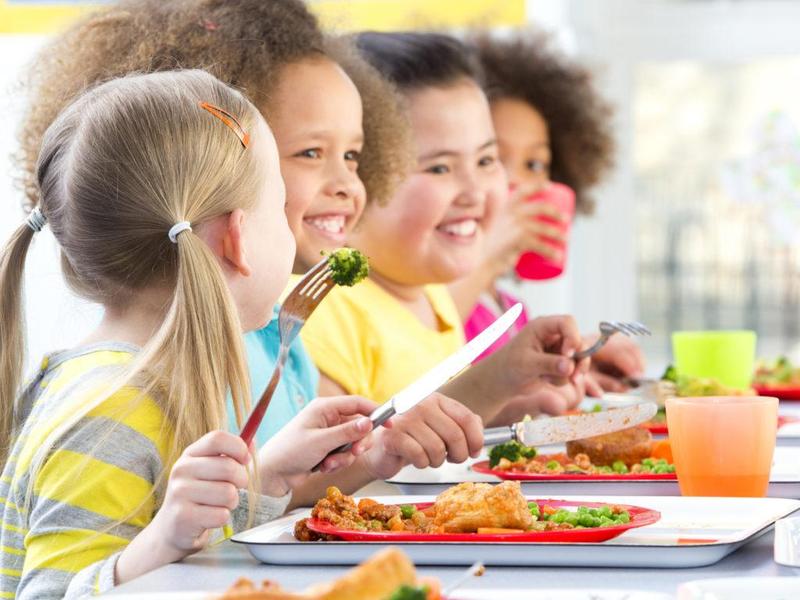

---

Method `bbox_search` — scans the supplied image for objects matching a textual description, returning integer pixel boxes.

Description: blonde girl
[0,70,378,599]
[14,0,482,510]
[16,0,411,445]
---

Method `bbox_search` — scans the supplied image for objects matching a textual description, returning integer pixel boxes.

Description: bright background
[2,0,800,374]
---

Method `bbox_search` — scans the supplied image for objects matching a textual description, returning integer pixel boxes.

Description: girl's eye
[527,159,549,173]
[478,155,497,168]
[344,150,361,163]
[425,164,450,175]
[296,148,321,159]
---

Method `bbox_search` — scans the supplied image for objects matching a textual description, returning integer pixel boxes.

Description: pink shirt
[464,288,530,362]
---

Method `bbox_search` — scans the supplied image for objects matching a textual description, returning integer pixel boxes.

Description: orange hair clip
[199,101,250,148]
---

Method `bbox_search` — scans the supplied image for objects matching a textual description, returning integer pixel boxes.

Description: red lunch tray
[471,460,676,482]
[306,499,660,544]
[754,384,800,401]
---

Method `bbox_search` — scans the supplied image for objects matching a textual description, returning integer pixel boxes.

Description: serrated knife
[483,401,658,447]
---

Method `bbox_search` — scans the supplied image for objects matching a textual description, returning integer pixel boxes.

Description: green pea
[612,461,629,474]
[546,460,560,470]
[400,504,416,519]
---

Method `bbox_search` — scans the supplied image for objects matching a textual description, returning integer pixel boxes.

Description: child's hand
[360,392,484,480]
[504,315,587,383]
[586,333,646,392]
[489,377,592,424]
[154,431,250,556]
[258,396,377,496]
[483,184,568,276]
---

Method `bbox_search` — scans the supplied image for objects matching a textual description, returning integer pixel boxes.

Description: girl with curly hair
[13,0,484,504]
[300,31,593,425]
[450,30,645,391]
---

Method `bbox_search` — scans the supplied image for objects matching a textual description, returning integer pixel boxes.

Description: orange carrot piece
[477,527,525,534]
[651,439,673,463]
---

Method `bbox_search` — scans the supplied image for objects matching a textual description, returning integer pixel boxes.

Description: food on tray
[220,547,440,599]
[567,427,653,467]
[662,364,755,398]
[753,356,800,388]
[296,483,634,540]
[325,247,369,286]
[488,435,675,476]
[433,479,532,532]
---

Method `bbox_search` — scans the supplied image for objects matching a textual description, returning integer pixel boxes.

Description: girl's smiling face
[268,56,366,273]
[349,78,506,286]
[491,97,551,191]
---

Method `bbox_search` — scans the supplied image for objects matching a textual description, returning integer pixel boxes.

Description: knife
[311,303,523,470]
[483,401,658,447]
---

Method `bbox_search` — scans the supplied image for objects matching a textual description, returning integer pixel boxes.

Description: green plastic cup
[672,330,757,390]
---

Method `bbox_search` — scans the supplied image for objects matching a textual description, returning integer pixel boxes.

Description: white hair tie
[26,207,47,233]
[168,221,192,243]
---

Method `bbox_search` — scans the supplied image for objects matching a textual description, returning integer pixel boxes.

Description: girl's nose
[326,164,363,201]
[457,170,488,207]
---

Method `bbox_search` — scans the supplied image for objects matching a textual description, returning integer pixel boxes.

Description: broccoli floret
[324,248,369,286]
[660,364,678,383]
[386,585,427,600]
[488,440,536,468]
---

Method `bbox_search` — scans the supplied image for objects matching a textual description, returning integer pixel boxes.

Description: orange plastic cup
[665,396,778,497]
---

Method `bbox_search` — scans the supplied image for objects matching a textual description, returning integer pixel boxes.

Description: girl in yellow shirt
[302,32,593,427]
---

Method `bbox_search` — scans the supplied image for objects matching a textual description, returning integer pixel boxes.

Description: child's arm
[255,395,377,494]
[586,333,646,392]
[448,187,567,320]
[288,392,483,507]
[16,406,242,598]
[115,431,256,586]
[441,315,589,423]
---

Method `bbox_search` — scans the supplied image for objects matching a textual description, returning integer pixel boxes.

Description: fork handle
[573,334,609,361]
[240,363,282,446]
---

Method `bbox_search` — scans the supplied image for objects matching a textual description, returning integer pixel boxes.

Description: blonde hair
[0,70,262,485]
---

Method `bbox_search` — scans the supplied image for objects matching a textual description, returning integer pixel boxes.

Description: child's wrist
[258,462,293,498]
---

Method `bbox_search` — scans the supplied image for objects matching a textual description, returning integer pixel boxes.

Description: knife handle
[483,425,516,447]
[310,402,397,472]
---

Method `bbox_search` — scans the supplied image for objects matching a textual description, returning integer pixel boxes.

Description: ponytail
[139,229,252,459]
[0,221,37,465]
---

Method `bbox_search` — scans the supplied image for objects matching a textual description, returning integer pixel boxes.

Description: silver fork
[573,321,651,361]
[240,258,334,445]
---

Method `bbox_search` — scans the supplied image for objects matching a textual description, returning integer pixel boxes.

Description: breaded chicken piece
[306,547,417,600]
[221,549,420,600]
[433,481,532,533]
[566,426,653,467]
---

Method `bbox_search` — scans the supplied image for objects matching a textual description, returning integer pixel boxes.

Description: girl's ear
[222,208,253,277]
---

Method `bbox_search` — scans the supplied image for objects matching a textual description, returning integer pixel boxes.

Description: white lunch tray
[231,494,800,568]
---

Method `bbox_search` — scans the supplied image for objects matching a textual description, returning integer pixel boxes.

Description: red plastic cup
[514,182,575,280]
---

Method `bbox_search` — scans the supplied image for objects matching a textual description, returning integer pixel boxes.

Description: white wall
[0,35,102,375]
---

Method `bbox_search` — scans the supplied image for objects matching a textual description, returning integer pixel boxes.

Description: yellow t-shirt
[300,279,465,403]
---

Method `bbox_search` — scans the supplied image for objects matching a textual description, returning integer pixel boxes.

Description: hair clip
[199,102,249,148]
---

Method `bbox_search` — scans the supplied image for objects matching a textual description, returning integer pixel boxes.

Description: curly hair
[472,30,616,214]
[17,0,410,208]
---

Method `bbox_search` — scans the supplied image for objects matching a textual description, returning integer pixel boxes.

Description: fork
[573,321,651,361]
[240,257,334,446]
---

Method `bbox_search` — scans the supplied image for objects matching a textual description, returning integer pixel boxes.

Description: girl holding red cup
[451,30,645,392]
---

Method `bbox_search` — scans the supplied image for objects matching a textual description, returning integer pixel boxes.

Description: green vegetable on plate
[488,440,537,468]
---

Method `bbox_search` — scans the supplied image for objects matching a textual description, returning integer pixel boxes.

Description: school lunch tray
[230,494,800,568]
[386,446,800,498]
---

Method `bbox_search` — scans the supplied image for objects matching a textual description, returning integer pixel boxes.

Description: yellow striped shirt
[0,343,289,599]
